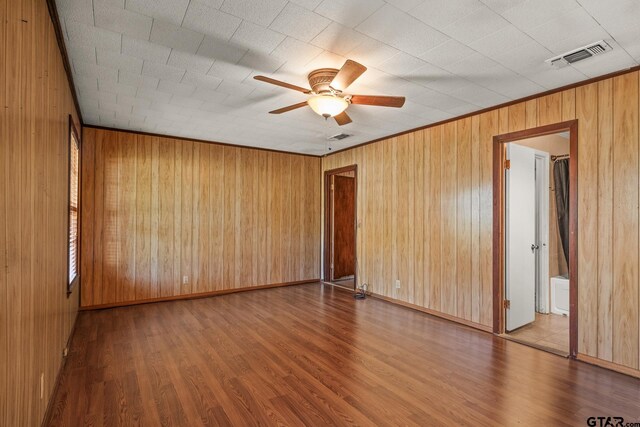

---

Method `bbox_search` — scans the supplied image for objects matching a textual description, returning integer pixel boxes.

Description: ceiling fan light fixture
[255,59,405,126]
[307,95,348,118]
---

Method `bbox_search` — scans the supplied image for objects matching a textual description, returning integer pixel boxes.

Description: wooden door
[332,175,356,280]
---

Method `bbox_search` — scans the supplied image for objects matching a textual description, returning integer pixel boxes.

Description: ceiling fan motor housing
[308,68,340,93]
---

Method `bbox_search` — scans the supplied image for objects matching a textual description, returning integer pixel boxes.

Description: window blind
[69,131,79,284]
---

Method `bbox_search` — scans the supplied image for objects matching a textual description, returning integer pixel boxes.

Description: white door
[534,152,550,314]
[505,143,537,331]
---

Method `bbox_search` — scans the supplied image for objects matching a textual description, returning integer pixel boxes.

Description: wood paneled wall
[80,128,322,308]
[323,70,640,375]
[1,0,81,425]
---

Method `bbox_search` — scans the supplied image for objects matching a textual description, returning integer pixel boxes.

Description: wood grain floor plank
[47,284,640,426]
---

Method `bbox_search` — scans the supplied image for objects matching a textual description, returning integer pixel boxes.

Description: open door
[332,175,356,280]
[323,165,357,289]
[505,143,536,331]
[494,120,578,357]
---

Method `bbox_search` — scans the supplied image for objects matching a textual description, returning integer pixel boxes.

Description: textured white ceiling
[57,0,640,155]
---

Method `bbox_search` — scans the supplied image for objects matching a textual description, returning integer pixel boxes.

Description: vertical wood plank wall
[323,70,640,375]
[80,128,322,308]
[1,0,81,425]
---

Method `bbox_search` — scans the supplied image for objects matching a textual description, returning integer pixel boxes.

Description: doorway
[323,165,357,290]
[493,121,578,357]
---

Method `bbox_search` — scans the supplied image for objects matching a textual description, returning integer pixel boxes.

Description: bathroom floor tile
[507,312,569,354]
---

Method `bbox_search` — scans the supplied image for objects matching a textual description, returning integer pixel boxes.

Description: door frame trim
[492,120,578,357]
[323,165,358,289]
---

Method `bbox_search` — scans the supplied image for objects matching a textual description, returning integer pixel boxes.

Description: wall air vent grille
[545,40,612,68]
[328,133,352,141]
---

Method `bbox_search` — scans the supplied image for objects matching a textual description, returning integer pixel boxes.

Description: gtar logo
[587,417,624,427]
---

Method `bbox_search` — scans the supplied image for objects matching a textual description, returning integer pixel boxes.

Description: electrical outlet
[395,279,400,289]
[40,373,44,400]
[182,275,189,284]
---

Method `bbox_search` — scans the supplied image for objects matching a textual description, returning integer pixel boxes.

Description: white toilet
[550,275,569,316]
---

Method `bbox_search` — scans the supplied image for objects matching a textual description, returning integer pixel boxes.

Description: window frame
[67,115,81,296]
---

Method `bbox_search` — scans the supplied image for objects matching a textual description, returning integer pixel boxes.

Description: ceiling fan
[253,59,406,126]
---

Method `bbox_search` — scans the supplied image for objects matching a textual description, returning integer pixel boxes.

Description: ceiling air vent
[545,40,612,69]
[327,133,352,141]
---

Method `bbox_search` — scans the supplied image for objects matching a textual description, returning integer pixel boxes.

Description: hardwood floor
[46,283,640,426]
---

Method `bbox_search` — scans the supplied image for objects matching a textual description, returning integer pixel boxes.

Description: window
[68,117,80,292]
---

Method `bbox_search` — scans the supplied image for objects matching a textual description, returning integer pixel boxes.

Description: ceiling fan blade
[334,111,352,126]
[350,95,405,108]
[269,101,309,114]
[254,76,311,94]
[330,60,367,91]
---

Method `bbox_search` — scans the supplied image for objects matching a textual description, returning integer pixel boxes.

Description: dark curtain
[554,159,570,265]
